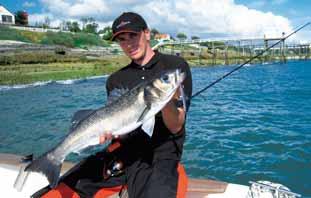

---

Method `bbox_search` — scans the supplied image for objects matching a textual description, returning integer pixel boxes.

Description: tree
[81,17,98,34]
[99,26,113,40]
[191,36,200,40]
[15,11,28,26]
[88,17,95,23]
[64,21,71,31]
[84,22,98,34]
[80,17,88,29]
[177,32,187,41]
[151,28,160,39]
[42,16,51,28]
[65,21,81,32]
[71,22,81,32]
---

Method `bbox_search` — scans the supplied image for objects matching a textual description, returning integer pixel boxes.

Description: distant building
[154,33,171,41]
[0,4,15,25]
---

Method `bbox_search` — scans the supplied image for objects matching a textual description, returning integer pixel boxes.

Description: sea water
[0,61,310,197]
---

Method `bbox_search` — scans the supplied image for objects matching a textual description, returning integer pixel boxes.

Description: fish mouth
[173,69,185,85]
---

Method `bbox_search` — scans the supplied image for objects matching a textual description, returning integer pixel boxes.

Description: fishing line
[191,22,311,99]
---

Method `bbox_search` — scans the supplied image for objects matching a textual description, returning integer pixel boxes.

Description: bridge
[152,36,311,65]
[152,36,287,49]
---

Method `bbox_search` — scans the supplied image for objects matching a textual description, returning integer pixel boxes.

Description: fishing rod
[191,22,311,99]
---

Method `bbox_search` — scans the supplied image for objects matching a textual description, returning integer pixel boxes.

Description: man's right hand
[99,133,119,144]
[99,133,113,144]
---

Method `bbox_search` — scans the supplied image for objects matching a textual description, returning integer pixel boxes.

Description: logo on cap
[116,21,131,29]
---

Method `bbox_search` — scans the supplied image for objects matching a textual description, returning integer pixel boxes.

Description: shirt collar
[130,51,161,69]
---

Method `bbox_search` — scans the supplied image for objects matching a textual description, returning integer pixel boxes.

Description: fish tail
[25,152,62,188]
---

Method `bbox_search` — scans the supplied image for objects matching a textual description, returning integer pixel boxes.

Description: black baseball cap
[111,12,148,41]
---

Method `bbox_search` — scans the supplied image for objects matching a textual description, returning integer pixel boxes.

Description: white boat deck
[0,153,250,198]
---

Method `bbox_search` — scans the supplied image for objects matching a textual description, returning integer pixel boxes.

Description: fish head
[144,69,186,104]
[158,68,185,91]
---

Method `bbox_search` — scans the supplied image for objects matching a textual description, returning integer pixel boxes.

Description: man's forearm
[161,97,186,134]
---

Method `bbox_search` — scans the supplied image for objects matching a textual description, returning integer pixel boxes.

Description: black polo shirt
[106,51,192,162]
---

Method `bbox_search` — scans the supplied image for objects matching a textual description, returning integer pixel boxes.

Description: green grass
[19,30,45,43]
[39,31,110,48]
[40,31,75,47]
[0,26,110,48]
[0,52,69,65]
[72,32,109,48]
[0,26,31,42]
[0,56,130,85]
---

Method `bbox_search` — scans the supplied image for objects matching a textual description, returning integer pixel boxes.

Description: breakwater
[155,38,311,66]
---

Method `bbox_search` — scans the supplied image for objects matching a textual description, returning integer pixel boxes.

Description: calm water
[0,61,310,197]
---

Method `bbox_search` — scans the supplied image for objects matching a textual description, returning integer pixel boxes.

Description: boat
[0,153,300,198]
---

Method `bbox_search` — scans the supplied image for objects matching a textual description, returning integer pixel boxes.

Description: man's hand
[161,87,186,134]
[99,132,118,144]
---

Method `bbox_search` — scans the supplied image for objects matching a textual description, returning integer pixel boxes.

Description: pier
[153,36,311,66]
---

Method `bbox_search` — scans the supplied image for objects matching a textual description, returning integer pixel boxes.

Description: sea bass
[25,69,185,188]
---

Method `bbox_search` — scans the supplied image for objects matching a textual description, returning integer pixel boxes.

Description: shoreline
[1,52,310,86]
[1,58,310,87]
[0,56,129,85]
[0,74,109,91]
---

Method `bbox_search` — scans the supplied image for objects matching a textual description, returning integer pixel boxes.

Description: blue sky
[2,0,39,13]
[236,0,310,24]
[1,0,310,42]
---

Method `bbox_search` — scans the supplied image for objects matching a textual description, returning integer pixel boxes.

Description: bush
[0,52,58,65]
[41,31,75,47]
[0,52,86,65]
[0,26,30,42]
[72,32,107,47]
[0,27,110,49]
[19,30,45,43]
[150,40,159,47]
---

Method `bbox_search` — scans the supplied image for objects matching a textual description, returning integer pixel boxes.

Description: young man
[104,12,193,197]
[32,12,192,198]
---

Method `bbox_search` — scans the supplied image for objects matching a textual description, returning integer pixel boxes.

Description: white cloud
[35,0,296,39]
[28,13,61,28]
[28,14,48,25]
[137,0,293,39]
[67,0,109,17]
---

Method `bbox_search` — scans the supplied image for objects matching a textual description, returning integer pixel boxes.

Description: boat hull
[0,153,250,198]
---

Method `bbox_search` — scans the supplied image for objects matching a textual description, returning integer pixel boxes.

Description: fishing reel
[102,140,125,179]
[103,159,124,179]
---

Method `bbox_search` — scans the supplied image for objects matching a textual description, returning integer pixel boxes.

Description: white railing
[3,24,70,33]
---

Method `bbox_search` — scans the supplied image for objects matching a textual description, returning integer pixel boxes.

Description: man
[32,12,192,198]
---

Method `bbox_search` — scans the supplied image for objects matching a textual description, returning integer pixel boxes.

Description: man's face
[116,30,150,62]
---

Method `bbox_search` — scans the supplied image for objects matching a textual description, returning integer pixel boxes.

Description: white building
[0,4,15,25]
[154,33,171,41]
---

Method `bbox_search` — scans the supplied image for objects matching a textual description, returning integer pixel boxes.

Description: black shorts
[32,151,179,198]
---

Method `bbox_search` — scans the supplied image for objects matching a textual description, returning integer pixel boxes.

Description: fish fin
[137,106,150,123]
[70,109,95,131]
[25,153,62,188]
[141,116,155,137]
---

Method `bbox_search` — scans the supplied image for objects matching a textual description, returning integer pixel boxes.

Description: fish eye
[161,75,170,83]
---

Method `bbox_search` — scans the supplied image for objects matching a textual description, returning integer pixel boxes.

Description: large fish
[25,69,186,188]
